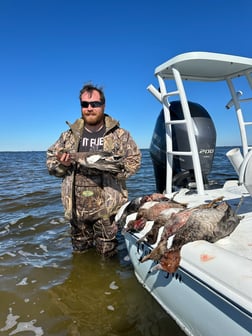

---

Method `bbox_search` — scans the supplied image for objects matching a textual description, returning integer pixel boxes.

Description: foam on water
[0,308,44,335]
[16,277,28,286]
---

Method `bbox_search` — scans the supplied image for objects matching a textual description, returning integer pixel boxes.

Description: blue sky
[1,0,252,151]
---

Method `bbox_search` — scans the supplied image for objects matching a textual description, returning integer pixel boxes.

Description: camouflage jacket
[46,114,141,220]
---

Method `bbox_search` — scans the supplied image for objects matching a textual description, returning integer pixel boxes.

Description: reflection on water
[0,148,236,335]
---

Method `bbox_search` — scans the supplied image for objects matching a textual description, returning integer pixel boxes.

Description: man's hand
[56,152,72,167]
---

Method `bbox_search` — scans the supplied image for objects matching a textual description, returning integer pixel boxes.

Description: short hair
[79,83,105,104]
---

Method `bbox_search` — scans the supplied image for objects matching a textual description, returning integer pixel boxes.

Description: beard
[83,113,104,126]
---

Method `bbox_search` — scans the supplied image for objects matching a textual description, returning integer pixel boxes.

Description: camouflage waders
[71,171,118,256]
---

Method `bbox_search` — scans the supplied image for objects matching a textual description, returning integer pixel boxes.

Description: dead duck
[117,193,169,229]
[136,199,186,221]
[123,217,147,233]
[140,198,242,273]
[124,198,186,234]
[137,207,183,245]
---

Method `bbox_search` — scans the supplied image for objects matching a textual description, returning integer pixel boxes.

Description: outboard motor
[150,101,216,193]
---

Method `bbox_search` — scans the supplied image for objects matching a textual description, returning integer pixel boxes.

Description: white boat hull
[125,231,252,336]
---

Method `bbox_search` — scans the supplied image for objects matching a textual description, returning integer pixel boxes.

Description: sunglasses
[80,101,104,108]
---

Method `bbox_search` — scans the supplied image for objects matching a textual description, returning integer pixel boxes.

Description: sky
[1,0,252,151]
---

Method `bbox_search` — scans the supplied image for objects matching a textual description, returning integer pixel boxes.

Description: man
[46,83,141,257]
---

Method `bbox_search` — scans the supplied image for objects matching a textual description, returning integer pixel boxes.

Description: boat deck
[172,180,252,260]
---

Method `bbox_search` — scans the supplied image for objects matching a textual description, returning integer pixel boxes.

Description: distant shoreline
[0,145,242,153]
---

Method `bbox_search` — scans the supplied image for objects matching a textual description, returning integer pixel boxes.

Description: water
[0,148,237,335]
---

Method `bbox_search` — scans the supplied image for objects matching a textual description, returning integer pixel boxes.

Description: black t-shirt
[78,125,105,152]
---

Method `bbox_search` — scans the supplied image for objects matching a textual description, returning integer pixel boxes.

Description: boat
[116,52,252,336]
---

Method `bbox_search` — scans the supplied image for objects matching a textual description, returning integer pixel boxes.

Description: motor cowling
[150,101,216,193]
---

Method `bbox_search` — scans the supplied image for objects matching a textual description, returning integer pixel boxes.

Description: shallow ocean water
[0,148,236,335]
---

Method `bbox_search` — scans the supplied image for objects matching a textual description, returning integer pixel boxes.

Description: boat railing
[148,55,252,196]
[148,69,205,196]
[226,77,252,157]
[225,88,252,196]
[147,73,252,195]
